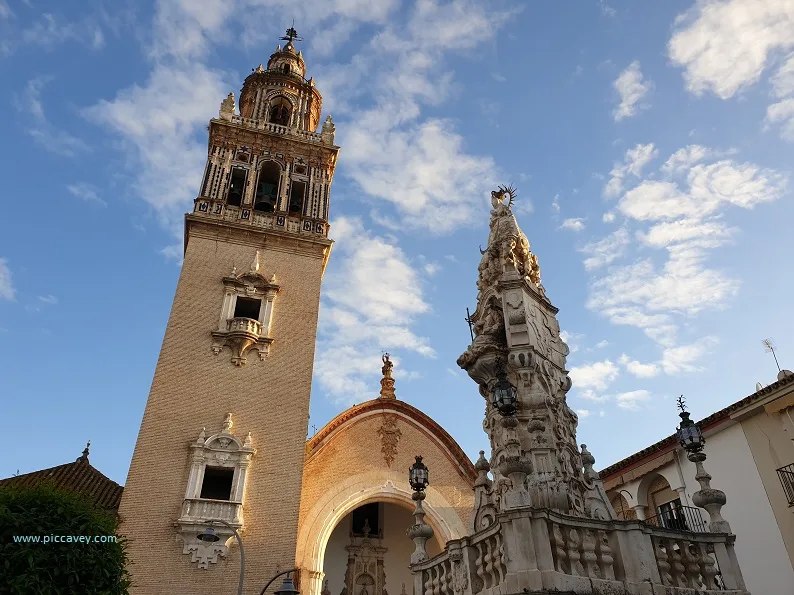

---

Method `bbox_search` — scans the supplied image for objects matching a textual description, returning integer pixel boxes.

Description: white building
[601,372,794,595]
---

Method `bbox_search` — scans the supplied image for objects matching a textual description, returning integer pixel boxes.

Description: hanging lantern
[409,455,429,492]
[676,396,705,453]
[491,358,517,416]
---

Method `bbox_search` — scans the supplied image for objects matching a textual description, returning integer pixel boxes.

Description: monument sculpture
[408,186,749,594]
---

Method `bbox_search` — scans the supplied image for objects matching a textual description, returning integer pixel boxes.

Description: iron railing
[644,504,708,533]
[777,463,794,506]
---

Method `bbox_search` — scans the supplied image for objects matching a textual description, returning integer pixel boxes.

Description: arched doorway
[322,502,442,595]
[295,473,466,595]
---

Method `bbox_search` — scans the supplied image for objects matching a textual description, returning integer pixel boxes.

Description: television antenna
[762,338,782,373]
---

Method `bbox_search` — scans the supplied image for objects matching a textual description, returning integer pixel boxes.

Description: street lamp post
[407,455,433,565]
[198,520,246,595]
[675,396,731,534]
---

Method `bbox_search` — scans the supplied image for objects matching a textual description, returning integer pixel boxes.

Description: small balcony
[777,463,794,506]
[644,504,708,533]
[227,317,262,336]
[179,497,243,526]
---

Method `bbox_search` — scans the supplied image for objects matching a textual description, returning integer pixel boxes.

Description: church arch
[296,472,464,595]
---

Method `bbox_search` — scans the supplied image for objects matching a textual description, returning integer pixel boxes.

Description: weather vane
[676,394,687,413]
[280,20,302,44]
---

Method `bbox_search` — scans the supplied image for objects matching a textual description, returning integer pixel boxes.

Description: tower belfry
[119,28,340,593]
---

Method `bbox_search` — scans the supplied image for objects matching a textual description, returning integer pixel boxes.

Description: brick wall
[119,228,326,594]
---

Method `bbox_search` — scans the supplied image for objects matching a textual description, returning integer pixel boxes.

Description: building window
[351,503,382,537]
[199,467,234,500]
[233,297,261,320]
[269,98,291,126]
[176,413,256,568]
[288,180,306,214]
[211,251,280,366]
[227,167,248,207]
[255,161,281,212]
[657,498,688,531]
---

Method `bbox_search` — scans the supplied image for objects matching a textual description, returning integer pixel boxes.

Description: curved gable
[306,399,477,484]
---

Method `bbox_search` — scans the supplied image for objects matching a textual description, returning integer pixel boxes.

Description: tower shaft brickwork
[119,31,339,594]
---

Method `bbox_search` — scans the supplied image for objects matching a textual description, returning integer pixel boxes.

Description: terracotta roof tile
[0,459,124,511]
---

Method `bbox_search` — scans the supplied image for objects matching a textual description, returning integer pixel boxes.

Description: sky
[1,0,794,486]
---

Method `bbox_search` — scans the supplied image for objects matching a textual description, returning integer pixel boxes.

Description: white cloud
[569,360,619,392]
[0,1,12,20]
[602,211,616,223]
[560,330,584,354]
[0,258,15,301]
[766,98,794,141]
[661,145,711,175]
[21,13,104,51]
[604,143,658,198]
[66,183,106,206]
[580,227,630,271]
[600,0,616,17]
[316,217,434,404]
[552,194,560,213]
[662,337,719,374]
[560,218,586,232]
[616,389,651,411]
[423,262,441,276]
[15,77,89,157]
[771,53,794,97]
[37,295,58,305]
[595,340,609,349]
[576,409,592,418]
[669,0,794,100]
[618,353,659,378]
[613,61,652,121]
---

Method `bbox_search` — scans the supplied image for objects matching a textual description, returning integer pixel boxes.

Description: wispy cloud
[569,359,620,393]
[37,295,58,305]
[0,258,15,301]
[15,77,89,157]
[560,218,586,232]
[613,61,652,121]
[616,389,651,411]
[604,143,658,198]
[66,183,106,206]
[21,13,104,50]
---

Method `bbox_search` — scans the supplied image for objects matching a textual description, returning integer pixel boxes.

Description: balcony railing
[644,504,708,533]
[192,199,330,238]
[227,115,327,144]
[227,317,262,336]
[179,498,242,525]
[777,463,794,506]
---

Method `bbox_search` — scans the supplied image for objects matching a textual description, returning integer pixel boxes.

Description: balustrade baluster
[595,530,615,581]
[653,538,673,586]
[581,530,600,579]
[668,540,687,588]
[566,528,584,577]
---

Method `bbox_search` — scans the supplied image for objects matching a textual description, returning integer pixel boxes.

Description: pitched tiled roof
[0,456,124,511]
[598,372,794,479]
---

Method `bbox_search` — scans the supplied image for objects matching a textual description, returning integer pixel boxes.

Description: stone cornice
[306,399,477,485]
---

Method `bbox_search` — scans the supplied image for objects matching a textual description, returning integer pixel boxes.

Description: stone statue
[381,353,393,379]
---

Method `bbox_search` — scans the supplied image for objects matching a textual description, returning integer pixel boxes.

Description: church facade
[119,30,751,595]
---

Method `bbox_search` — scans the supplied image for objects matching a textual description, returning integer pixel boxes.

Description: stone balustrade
[411,506,748,595]
[227,317,262,336]
[226,115,329,144]
[192,198,330,238]
[178,498,242,526]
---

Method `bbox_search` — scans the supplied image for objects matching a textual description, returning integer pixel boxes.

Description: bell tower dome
[118,26,340,594]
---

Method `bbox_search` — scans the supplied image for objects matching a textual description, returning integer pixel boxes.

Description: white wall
[613,422,794,594]
[323,503,442,595]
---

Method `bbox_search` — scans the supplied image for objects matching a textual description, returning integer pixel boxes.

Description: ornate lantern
[409,455,429,492]
[274,577,301,595]
[491,358,517,416]
[676,395,704,453]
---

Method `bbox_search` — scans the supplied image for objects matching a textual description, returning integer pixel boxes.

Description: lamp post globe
[409,455,429,492]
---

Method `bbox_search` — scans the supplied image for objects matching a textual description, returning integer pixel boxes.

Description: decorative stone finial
[219,92,235,119]
[407,490,434,564]
[269,273,277,284]
[322,581,331,595]
[221,413,233,434]
[77,441,90,463]
[196,427,206,445]
[379,352,396,399]
[244,432,253,448]
[321,115,336,145]
[249,250,261,273]
[256,63,266,73]
[581,444,599,482]
[689,450,731,533]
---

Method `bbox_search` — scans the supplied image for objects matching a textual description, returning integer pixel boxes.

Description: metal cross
[676,394,686,413]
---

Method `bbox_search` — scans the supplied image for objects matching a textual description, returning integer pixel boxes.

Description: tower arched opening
[226,166,248,207]
[254,161,282,212]
[269,97,292,126]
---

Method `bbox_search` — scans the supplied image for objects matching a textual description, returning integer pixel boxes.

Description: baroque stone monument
[409,186,749,595]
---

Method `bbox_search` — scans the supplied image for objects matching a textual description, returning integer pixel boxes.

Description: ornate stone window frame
[211,251,280,366]
[176,413,256,569]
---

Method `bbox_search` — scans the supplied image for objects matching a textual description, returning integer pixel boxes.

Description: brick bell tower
[119,27,339,594]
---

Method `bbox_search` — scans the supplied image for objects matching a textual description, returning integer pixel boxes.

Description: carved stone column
[495,415,532,509]
[406,491,434,564]
[689,452,731,533]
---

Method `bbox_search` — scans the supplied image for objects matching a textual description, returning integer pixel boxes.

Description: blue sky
[1,0,793,485]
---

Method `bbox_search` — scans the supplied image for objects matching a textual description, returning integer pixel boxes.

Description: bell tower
[119,27,339,594]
